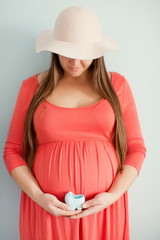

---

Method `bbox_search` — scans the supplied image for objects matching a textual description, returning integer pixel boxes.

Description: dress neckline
[35,72,113,110]
[43,97,106,110]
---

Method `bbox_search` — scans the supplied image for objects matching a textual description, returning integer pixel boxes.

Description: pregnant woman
[3,5,147,240]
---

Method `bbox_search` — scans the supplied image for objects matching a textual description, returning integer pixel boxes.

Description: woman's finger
[49,205,82,216]
[65,205,103,219]
[52,197,71,211]
[61,209,82,216]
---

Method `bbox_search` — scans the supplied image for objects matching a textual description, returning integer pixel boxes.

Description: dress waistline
[38,137,113,145]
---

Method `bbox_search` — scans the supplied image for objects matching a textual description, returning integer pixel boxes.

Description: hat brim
[35,30,119,60]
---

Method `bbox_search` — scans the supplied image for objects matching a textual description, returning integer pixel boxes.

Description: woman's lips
[70,67,80,71]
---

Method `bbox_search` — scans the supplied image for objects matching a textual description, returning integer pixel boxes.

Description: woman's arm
[65,164,138,219]
[3,79,81,216]
[108,75,147,199]
[10,165,82,216]
[107,164,138,201]
[10,165,44,205]
[65,75,147,219]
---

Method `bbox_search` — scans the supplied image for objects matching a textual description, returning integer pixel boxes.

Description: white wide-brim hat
[35,6,119,60]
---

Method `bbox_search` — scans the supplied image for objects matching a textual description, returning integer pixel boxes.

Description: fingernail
[83,204,87,208]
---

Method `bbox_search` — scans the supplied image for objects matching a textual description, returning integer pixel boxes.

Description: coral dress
[3,72,147,240]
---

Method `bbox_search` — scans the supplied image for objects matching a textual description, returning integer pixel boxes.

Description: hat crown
[53,6,102,43]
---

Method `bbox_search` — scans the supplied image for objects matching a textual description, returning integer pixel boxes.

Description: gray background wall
[1,0,159,239]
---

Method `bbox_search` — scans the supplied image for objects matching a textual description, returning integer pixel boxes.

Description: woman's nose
[69,59,80,66]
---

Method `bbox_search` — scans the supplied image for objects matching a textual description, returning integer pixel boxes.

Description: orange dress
[3,72,147,240]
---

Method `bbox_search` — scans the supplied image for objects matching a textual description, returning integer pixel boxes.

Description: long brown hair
[22,53,127,175]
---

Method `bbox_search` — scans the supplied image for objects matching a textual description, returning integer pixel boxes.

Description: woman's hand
[64,192,117,219]
[38,193,82,217]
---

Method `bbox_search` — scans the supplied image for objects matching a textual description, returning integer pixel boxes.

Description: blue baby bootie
[65,191,85,211]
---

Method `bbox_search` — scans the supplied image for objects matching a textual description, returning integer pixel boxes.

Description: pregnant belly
[32,140,119,202]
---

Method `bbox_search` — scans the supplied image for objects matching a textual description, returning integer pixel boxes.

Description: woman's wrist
[32,189,44,206]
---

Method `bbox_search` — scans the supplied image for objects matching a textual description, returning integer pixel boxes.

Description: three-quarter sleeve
[122,76,147,175]
[3,81,28,175]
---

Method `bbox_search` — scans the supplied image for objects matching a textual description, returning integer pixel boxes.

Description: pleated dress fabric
[3,72,147,240]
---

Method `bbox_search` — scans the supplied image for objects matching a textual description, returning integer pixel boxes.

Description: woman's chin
[68,71,83,77]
